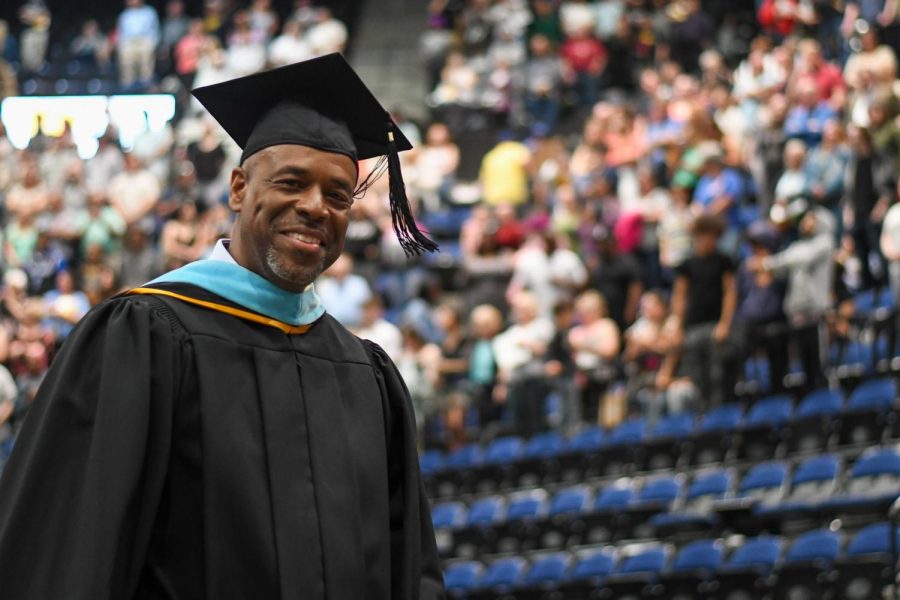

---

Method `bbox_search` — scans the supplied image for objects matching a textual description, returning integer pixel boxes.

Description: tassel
[386,121,439,256]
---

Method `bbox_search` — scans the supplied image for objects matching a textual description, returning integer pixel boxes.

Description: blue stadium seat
[627,476,683,539]
[821,448,900,516]
[512,552,571,600]
[432,501,466,530]
[436,443,485,497]
[595,417,646,477]
[468,556,527,600]
[787,388,844,452]
[557,425,605,483]
[651,470,731,534]
[537,485,592,549]
[432,501,466,557]
[604,545,668,598]
[690,404,743,465]
[483,436,525,465]
[737,395,794,461]
[716,535,783,599]
[557,549,616,599]
[494,489,548,554]
[772,529,841,600]
[445,443,484,471]
[580,482,635,545]
[516,431,566,486]
[657,539,724,598]
[443,561,482,598]
[549,485,591,517]
[755,454,840,523]
[640,412,695,471]
[472,436,524,492]
[452,495,504,559]
[834,523,900,600]
[420,449,445,477]
[840,378,898,446]
[738,461,788,505]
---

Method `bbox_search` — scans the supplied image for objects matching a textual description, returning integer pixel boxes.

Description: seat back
[465,496,503,528]
[796,388,844,418]
[478,557,527,589]
[432,502,466,529]
[522,553,570,585]
[726,536,783,573]
[444,561,482,592]
[483,436,524,465]
[616,547,667,576]
[445,443,483,470]
[790,454,839,501]
[594,483,635,512]
[524,431,565,459]
[685,470,732,513]
[636,476,682,506]
[848,378,898,411]
[567,426,605,453]
[608,418,647,446]
[549,485,590,517]
[671,539,724,573]
[419,449,445,475]
[699,404,743,433]
[746,395,794,427]
[651,412,695,439]
[784,529,840,565]
[739,461,788,505]
[846,522,900,556]
[569,549,616,581]
[846,449,900,497]
[505,489,547,521]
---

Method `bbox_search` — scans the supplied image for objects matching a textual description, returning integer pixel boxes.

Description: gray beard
[265,245,322,289]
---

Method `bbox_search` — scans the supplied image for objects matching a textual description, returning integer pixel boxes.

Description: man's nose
[293,185,327,220]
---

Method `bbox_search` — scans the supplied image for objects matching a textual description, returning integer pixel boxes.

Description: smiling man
[0,54,443,600]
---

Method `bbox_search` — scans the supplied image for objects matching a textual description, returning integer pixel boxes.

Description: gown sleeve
[0,295,189,599]
[364,340,446,600]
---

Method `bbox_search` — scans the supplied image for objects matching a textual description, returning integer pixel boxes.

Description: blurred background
[1,0,900,597]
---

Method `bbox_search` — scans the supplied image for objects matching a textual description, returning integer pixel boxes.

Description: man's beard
[265,245,324,290]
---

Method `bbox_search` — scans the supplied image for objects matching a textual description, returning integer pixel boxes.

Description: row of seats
[443,523,900,600]
[422,379,899,497]
[432,447,900,558]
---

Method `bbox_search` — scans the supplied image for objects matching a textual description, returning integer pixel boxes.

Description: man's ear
[229,166,247,212]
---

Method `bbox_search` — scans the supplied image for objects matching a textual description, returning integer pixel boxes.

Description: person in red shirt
[561,24,607,106]
[795,38,847,108]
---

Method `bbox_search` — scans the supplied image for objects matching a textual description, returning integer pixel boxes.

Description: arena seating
[429,374,900,599]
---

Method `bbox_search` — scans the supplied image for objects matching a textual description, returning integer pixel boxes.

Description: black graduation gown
[0,282,445,600]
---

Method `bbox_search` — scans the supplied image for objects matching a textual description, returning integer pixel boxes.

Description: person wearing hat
[0,54,443,599]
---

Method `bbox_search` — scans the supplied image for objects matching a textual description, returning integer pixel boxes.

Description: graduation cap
[191,53,437,255]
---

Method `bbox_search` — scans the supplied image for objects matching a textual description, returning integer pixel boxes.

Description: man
[0,54,443,599]
[116,0,160,88]
[670,215,739,409]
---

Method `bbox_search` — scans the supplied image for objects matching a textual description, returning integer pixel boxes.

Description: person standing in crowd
[753,202,837,391]
[493,291,554,437]
[569,290,620,425]
[882,175,900,303]
[116,0,160,88]
[671,215,739,409]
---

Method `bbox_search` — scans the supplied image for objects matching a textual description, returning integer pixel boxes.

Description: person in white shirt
[354,296,402,362]
[493,291,555,435]
[268,20,313,67]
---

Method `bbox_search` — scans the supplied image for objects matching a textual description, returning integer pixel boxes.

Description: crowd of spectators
[1,0,900,460]
[0,0,349,95]
[386,0,900,449]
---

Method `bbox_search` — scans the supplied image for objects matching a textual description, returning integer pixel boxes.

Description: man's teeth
[287,232,319,245]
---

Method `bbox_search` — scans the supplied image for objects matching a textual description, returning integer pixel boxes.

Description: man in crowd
[0,54,444,599]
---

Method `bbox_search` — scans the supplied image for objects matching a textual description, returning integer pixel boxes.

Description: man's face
[228,144,357,293]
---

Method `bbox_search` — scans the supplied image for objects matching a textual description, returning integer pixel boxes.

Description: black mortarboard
[191,53,437,255]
